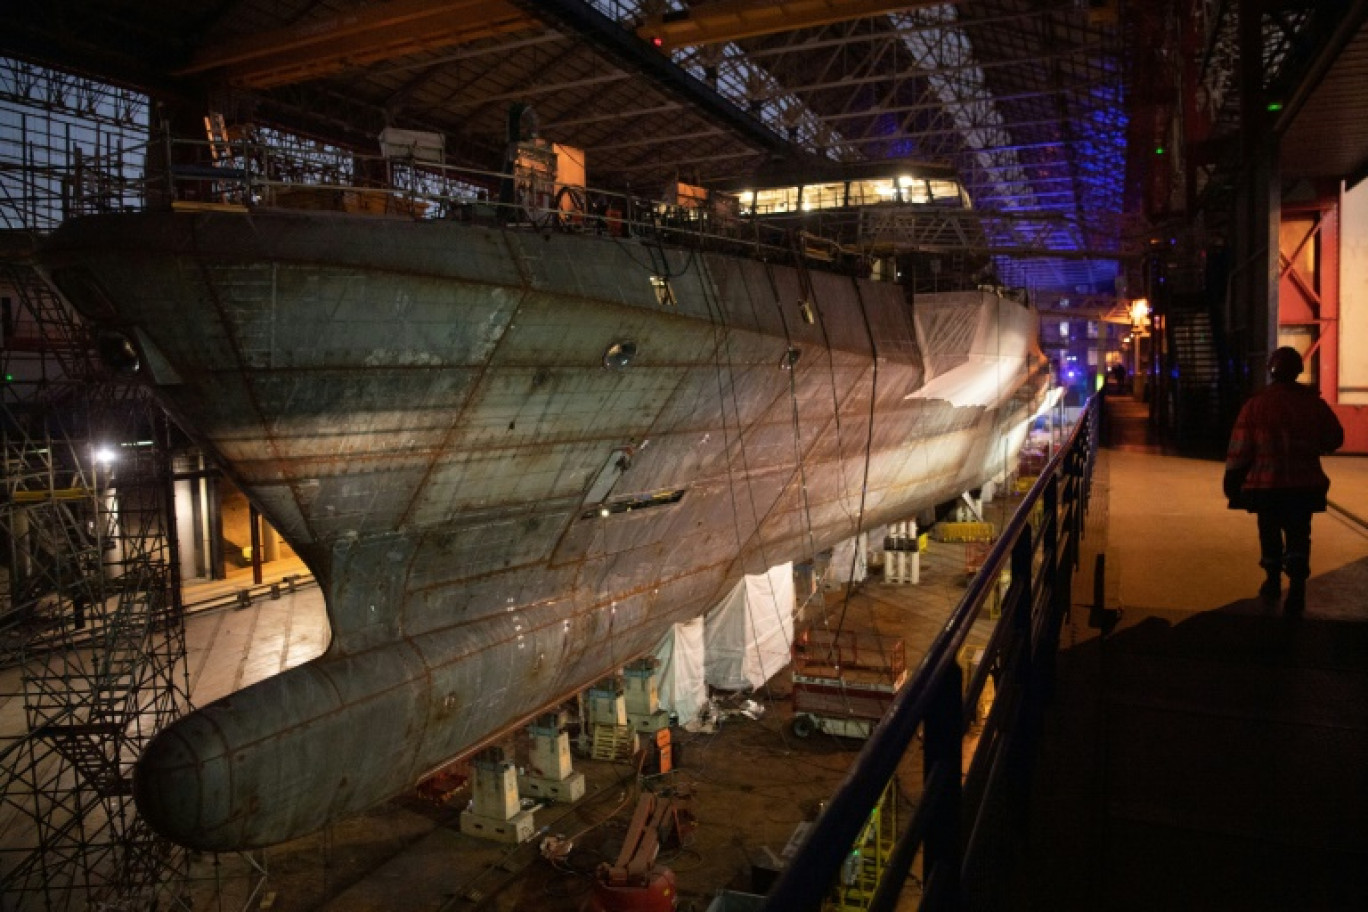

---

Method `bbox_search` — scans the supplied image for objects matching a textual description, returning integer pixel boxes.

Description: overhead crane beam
[635,0,960,52]
[527,0,803,161]
[178,0,535,88]
[734,1,1074,60]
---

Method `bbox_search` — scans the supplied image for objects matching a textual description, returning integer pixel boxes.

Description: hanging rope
[762,259,823,617]
[693,244,797,696]
[790,233,861,527]
[823,272,883,669]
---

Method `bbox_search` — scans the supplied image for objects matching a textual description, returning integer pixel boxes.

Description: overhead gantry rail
[177,0,535,88]
[178,0,964,90]
[633,0,958,52]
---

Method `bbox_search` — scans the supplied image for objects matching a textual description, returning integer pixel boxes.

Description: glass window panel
[928,179,961,203]
[848,179,898,206]
[752,187,798,214]
[801,182,845,210]
[899,178,931,204]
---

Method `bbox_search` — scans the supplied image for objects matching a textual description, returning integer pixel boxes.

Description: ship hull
[42,210,1046,850]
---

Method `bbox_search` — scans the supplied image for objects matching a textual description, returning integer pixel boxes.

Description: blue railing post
[1040,473,1067,704]
[1004,520,1038,801]
[1011,522,1034,641]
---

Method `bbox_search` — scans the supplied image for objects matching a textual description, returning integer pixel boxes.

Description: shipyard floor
[162,399,1368,910]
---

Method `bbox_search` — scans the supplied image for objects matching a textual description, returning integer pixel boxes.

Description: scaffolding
[0,240,192,912]
[0,57,194,911]
[822,778,900,911]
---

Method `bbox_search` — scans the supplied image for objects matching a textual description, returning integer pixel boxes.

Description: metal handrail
[57,131,987,276]
[763,394,1101,911]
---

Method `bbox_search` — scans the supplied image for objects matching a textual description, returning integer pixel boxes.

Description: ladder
[204,112,233,164]
[201,112,248,204]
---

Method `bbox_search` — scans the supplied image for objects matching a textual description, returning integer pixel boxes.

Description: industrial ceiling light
[93,446,117,465]
[603,340,637,370]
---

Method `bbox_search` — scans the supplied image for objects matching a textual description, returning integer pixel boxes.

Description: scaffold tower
[1,57,193,911]
[0,244,192,912]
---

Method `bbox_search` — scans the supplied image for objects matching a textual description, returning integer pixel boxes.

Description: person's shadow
[1017,554,1368,911]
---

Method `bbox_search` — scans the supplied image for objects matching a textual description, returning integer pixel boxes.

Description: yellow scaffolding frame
[823,778,899,911]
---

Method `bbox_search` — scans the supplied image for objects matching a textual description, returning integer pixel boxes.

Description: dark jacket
[1224,380,1344,512]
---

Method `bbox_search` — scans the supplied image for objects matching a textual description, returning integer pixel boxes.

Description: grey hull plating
[43,210,1045,851]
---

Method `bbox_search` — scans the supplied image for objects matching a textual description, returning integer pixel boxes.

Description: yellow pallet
[935,521,995,543]
[590,723,635,761]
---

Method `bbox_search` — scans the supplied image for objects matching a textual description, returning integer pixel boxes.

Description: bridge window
[898,176,931,204]
[929,179,962,204]
[801,182,845,211]
[751,186,798,214]
[847,178,898,206]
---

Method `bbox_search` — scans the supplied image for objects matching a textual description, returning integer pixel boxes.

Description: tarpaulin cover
[908,290,1035,409]
[653,617,706,726]
[703,563,795,691]
[826,533,868,585]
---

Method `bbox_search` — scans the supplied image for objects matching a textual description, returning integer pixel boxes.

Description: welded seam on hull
[188,224,301,544]
[391,245,527,534]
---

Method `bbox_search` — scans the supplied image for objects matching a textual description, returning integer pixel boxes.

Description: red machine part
[791,627,907,723]
[586,868,677,912]
[586,788,694,912]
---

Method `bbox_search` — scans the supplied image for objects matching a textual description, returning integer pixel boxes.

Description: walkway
[1016,396,1368,911]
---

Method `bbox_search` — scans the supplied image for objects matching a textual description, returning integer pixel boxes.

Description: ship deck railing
[763,394,1102,912]
[56,132,981,270]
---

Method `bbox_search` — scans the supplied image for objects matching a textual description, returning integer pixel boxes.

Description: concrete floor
[1097,400,1368,618]
[181,559,326,707]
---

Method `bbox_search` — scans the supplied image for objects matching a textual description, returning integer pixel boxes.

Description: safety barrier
[762,393,1100,911]
[59,130,935,278]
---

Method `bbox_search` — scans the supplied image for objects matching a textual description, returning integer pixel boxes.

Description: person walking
[1224,346,1344,613]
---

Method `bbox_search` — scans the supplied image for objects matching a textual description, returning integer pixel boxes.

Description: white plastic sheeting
[652,617,707,726]
[907,291,1035,409]
[703,563,795,692]
[826,533,868,586]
